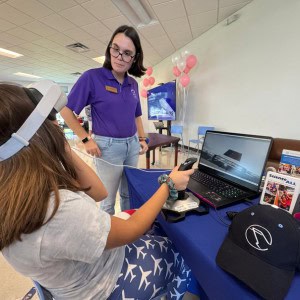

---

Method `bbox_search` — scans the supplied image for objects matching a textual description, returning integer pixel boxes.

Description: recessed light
[14,72,42,79]
[0,48,23,58]
[92,56,105,64]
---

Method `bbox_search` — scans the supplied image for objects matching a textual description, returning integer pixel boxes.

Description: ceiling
[0,0,252,84]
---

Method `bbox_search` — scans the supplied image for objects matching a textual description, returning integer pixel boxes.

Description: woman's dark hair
[103,25,146,78]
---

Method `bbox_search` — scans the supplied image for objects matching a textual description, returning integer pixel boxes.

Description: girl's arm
[105,167,194,248]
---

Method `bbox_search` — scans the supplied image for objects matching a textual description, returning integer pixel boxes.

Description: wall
[141,0,300,143]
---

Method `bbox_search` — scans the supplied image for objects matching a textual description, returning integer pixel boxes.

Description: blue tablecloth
[125,167,300,300]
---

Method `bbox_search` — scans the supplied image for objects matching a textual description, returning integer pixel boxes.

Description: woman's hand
[84,138,101,157]
[169,166,194,191]
[139,140,148,155]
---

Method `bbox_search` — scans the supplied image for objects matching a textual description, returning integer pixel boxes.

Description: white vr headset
[0,80,67,162]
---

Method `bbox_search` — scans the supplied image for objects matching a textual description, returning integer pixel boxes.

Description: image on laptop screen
[199,131,272,191]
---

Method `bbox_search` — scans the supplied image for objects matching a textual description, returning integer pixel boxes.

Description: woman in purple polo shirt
[61,25,148,215]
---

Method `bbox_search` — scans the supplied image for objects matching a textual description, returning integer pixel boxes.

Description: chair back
[198,126,214,136]
[171,125,183,134]
[33,280,54,300]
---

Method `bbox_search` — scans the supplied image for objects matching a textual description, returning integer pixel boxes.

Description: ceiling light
[14,72,42,79]
[112,0,156,28]
[92,56,105,65]
[0,48,23,58]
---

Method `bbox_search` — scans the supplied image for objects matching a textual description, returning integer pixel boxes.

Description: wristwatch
[158,174,178,200]
[81,137,90,144]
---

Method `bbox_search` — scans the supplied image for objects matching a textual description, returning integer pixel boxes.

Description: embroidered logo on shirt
[105,85,118,93]
[131,88,137,99]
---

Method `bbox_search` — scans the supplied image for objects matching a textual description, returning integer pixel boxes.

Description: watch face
[82,137,89,143]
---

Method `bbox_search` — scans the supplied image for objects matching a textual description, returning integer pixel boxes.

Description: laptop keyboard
[191,170,249,199]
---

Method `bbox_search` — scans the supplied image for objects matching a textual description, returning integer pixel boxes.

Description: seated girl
[0,82,195,300]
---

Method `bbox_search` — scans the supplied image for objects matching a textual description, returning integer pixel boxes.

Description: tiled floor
[0,141,199,300]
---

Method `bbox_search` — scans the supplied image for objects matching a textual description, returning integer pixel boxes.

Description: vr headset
[0,80,67,162]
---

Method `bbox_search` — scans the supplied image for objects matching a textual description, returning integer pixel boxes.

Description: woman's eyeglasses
[109,46,135,63]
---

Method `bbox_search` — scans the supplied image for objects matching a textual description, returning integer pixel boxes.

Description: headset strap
[0,85,61,161]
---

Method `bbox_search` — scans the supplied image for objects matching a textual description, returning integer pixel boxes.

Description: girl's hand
[169,166,194,191]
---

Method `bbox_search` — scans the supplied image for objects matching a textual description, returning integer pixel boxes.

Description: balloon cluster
[141,67,156,98]
[172,50,198,87]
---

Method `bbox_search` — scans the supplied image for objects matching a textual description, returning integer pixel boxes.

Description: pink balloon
[180,74,190,87]
[173,66,181,77]
[148,76,155,86]
[143,78,149,87]
[146,67,153,76]
[183,66,190,74]
[141,89,147,98]
[186,54,197,69]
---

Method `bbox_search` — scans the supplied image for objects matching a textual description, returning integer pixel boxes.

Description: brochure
[278,149,300,177]
[260,171,300,215]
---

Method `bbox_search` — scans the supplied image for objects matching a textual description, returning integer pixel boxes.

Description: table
[145,133,180,169]
[124,168,300,300]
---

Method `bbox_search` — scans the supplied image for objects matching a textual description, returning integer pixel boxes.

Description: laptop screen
[199,131,273,192]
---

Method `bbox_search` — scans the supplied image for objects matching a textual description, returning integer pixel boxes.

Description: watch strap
[82,137,90,144]
[158,174,178,200]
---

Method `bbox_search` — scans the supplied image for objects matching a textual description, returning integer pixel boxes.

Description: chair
[170,125,184,153]
[188,126,215,156]
[33,280,54,300]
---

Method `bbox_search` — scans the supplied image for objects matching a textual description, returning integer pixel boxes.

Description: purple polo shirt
[67,67,142,138]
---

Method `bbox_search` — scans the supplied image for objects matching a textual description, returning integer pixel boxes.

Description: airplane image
[159,98,175,117]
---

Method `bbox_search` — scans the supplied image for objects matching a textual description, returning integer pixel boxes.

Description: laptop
[187,131,273,208]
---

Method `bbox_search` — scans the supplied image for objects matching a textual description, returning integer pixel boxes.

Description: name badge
[105,85,118,93]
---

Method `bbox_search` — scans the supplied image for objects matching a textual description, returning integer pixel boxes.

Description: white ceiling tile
[138,23,166,39]
[151,37,175,57]
[40,14,76,32]
[152,0,186,22]
[22,21,58,37]
[188,10,217,28]
[97,34,112,45]
[218,2,249,22]
[63,27,95,41]
[219,0,250,8]
[7,0,53,18]
[33,38,63,50]
[168,30,192,49]
[162,17,190,34]
[81,50,100,59]
[80,39,106,53]
[9,46,36,57]
[148,0,171,5]
[0,3,34,25]
[7,27,42,42]
[75,0,90,3]
[18,42,47,53]
[0,39,13,48]
[0,32,27,45]
[81,22,112,38]
[191,24,214,38]
[102,15,132,31]
[47,32,76,46]
[39,0,78,12]
[184,0,218,15]
[59,5,98,27]
[0,19,16,31]
[82,0,121,20]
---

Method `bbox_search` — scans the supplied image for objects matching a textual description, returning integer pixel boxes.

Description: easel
[154,120,171,136]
